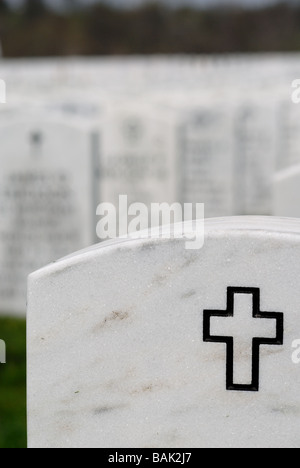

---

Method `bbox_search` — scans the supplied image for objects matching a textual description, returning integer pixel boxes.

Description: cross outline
[203,287,284,392]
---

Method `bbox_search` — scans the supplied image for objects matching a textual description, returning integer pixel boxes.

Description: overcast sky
[6,0,290,9]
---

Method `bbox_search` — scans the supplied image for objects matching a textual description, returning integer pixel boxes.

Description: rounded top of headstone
[28,216,300,281]
[27,214,300,448]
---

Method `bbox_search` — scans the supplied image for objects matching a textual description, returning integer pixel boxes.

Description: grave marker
[180,105,236,218]
[0,118,100,316]
[27,217,300,448]
[277,101,300,171]
[100,101,179,234]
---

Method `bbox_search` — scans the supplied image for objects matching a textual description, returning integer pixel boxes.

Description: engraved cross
[203,287,284,392]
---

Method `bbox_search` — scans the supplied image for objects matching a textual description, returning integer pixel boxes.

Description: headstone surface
[28,217,300,448]
[0,119,99,315]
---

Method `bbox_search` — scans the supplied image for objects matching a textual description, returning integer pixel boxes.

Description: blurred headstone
[235,97,277,215]
[100,102,179,235]
[277,102,300,171]
[0,118,100,316]
[180,106,236,217]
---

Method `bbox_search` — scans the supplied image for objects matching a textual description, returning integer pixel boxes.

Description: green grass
[0,317,26,448]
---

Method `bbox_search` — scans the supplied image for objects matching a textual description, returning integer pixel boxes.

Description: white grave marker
[180,106,235,218]
[277,101,300,171]
[100,101,179,235]
[0,119,100,316]
[235,97,277,215]
[28,217,300,448]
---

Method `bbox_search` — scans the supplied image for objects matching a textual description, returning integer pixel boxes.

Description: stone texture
[27,217,300,448]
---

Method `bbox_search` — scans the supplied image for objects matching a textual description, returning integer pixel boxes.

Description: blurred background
[2,0,300,56]
[1,0,300,448]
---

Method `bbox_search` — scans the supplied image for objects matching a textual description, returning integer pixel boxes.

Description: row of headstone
[0,107,296,315]
[1,56,300,316]
[93,90,300,220]
[1,55,298,94]
[27,216,300,448]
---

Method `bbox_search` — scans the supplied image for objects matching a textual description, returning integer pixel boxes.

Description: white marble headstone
[100,101,179,235]
[0,119,100,316]
[235,98,277,215]
[277,102,300,171]
[28,217,300,448]
[272,164,300,218]
[180,106,235,218]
